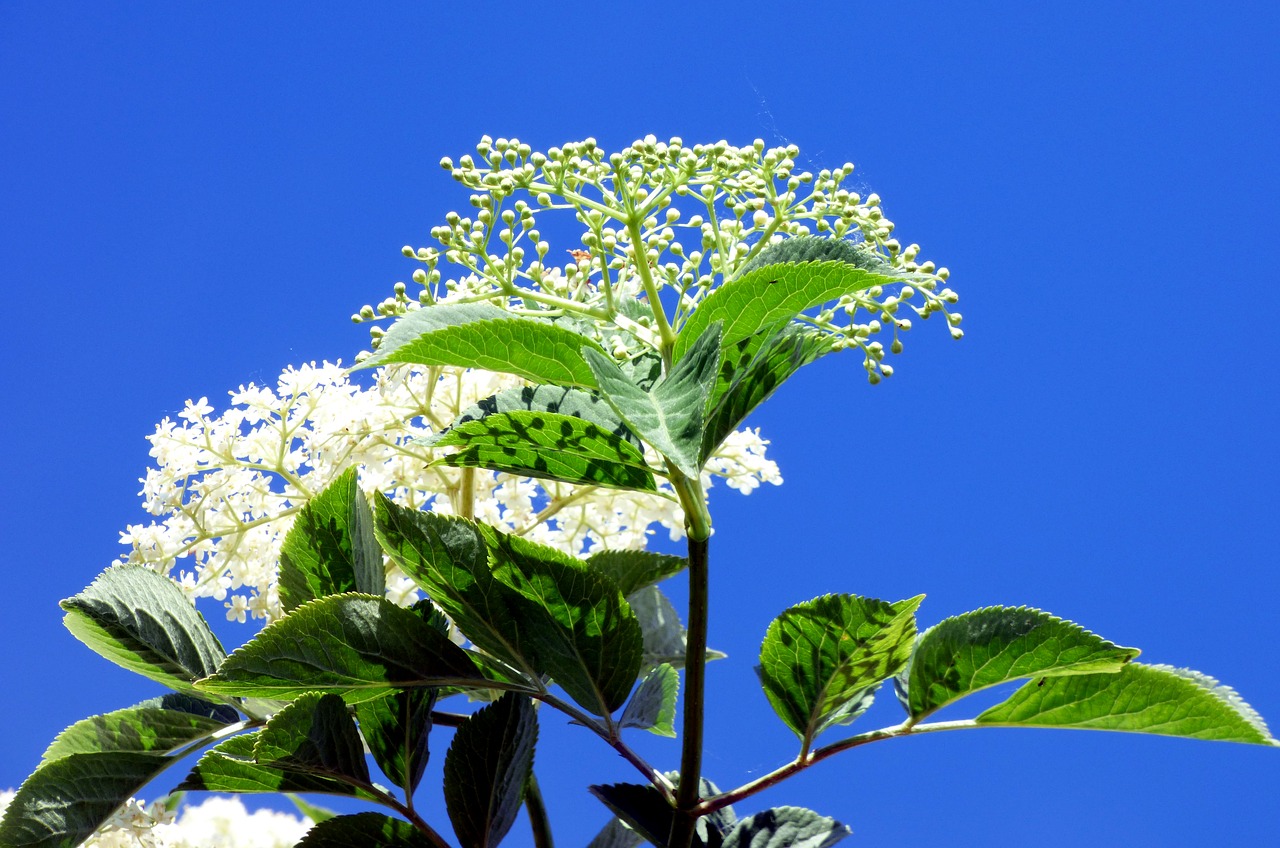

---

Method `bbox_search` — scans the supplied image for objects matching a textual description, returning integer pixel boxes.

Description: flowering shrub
[0,137,1272,848]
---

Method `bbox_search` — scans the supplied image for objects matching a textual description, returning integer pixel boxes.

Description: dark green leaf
[60,566,226,697]
[419,384,644,451]
[280,467,384,614]
[253,692,370,784]
[759,594,922,746]
[721,807,851,848]
[198,594,484,703]
[738,234,897,275]
[356,685,437,795]
[586,817,644,848]
[905,606,1142,721]
[487,532,644,715]
[976,663,1278,745]
[584,324,722,478]
[620,664,679,737]
[357,302,604,388]
[41,696,234,764]
[176,732,380,800]
[677,239,916,360]
[0,752,172,848]
[433,410,657,491]
[296,813,435,848]
[587,550,687,597]
[444,693,538,848]
[702,324,831,460]
[591,776,731,848]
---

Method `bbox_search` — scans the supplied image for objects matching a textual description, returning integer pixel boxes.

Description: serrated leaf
[587,550,687,597]
[620,664,679,737]
[60,566,226,698]
[176,732,381,800]
[419,384,644,451]
[296,813,434,847]
[721,806,851,848]
[676,238,915,360]
[630,586,688,669]
[253,692,370,784]
[591,776,731,848]
[976,662,1278,744]
[356,685,437,795]
[444,693,537,848]
[41,695,235,764]
[906,606,1141,721]
[702,324,831,460]
[280,467,384,614]
[357,302,605,388]
[285,794,338,824]
[376,498,643,716]
[0,752,172,848]
[486,532,643,716]
[433,410,657,491]
[760,594,922,746]
[739,234,897,275]
[584,324,722,478]
[198,594,484,703]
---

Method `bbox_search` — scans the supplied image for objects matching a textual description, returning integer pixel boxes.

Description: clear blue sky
[2,3,1278,846]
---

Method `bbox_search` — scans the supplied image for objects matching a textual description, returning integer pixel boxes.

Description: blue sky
[2,3,1278,846]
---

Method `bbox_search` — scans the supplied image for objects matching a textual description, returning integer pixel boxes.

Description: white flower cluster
[0,793,309,848]
[115,360,781,622]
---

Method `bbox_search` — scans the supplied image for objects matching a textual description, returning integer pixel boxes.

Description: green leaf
[444,693,538,848]
[0,752,172,848]
[41,695,235,764]
[976,662,1278,745]
[721,807,851,848]
[628,586,726,671]
[198,594,484,703]
[486,532,644,716]
[433,410,658,492]
[759,594,923,746]
[356,685,437,795]
[285,794,339,824]
[587,550,687,597]
[60,566,227,697]
[420,384,644,451]
[739,234,898,275]
[296,813,435,848]
[702,323,832,460]
[584,323,722,478]
[356,302,605,388]
[590,776,732,848]
[620,663,679,737]
[176,732,381,800]
[376,498,643,716]
[905,606,1142,721]
[280,467,384,614]
[676,238,915,360]
[253,692,371,784]
[586,817,644,848]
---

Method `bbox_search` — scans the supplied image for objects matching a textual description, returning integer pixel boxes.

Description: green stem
[625,217,677,358]
[523,772,555,848]
[669,533,710,848]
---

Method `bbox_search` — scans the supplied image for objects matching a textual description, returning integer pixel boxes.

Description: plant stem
[669,533,710,848]
[523,772,555,848]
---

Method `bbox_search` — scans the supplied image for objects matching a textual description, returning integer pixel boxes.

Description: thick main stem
[669,534,710,848]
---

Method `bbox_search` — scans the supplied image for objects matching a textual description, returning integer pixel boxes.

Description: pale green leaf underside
[619,663,679,737]
[433,410,657,491]
[906,606,1141,720]
[721,806,851,848]
[584,324,720,478]
[60,566,227,698]
[198,594,484,703]
[675,258,905,360]
[444,694,537,848]
[357,302,604,388]
[977,662,1278,745]
[760,593,923,744]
